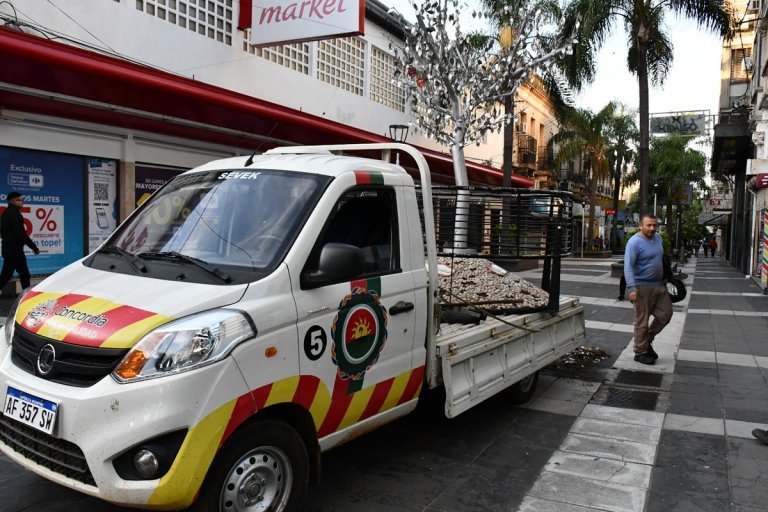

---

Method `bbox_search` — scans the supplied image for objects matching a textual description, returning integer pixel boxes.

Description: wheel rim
[219,445,293,512]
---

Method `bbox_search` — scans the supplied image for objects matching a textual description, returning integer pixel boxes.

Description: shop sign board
[757,173,768,190]
[247,0,365,47]
[650,113,706,135]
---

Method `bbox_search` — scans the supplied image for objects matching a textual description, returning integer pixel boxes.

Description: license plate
[3,386,58,435]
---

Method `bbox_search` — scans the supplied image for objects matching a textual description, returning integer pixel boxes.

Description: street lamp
[653,184,658,216]
[388,124,409,165]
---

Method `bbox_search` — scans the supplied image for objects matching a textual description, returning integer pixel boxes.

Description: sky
[575,16,723,118]
[386,1,725,120]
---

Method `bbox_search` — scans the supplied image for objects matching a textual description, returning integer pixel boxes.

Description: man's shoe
[617,295,625,301]
[752,429,768,445]
[648,344,659,360]
[634,352,656,365]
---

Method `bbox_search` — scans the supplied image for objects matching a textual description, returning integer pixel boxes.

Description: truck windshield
[102,169,330,281]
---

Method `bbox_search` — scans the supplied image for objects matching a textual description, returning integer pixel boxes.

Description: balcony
[537,145,554,171]
[517,134,537,166]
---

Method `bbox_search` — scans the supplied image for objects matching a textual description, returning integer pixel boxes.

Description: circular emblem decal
[331,288,388,381]
[37,344,56,376]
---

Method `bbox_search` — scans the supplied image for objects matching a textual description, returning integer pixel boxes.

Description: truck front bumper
[0,350,253,510]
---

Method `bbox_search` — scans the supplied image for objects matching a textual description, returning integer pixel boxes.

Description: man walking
[624,214,673,365]
[0,192,40,292]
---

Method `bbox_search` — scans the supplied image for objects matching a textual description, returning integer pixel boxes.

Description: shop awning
[0,27,533,187]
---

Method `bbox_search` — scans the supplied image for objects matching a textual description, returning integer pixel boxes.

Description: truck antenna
[244,150,257,167]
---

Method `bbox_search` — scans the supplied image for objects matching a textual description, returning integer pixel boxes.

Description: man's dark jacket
[1,204,38,254]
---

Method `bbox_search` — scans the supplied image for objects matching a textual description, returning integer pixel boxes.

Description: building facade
[711,0,759,281]
[0,0,539,277]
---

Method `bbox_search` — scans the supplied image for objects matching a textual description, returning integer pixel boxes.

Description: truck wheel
[193,420,309,512]
[508,371,539,405]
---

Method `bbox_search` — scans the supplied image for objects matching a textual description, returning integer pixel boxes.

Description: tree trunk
[501,96,514,251]
[588,168,598,247]
[451,134,469,250]
[611,154,623,249]
[637,32,650,216]
[502,95,514,188]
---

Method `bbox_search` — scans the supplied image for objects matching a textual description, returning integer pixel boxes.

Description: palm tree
[606,104,638,248]
[559,0,732,215]
[648,134,708,251]
[552,102,616,245]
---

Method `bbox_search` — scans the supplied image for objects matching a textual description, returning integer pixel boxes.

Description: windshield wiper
[138,251,231,283]
[98,246,147,273]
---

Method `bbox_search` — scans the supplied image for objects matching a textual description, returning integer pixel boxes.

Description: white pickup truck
[0,143,584,511]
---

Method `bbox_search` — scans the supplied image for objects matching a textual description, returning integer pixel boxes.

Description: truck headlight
[3,290,30,347]
[112,310,255,383]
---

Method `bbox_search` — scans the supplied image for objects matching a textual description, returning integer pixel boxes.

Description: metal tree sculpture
[392,0,577,187]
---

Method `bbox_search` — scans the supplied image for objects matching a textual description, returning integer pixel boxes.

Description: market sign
[241,0,365,47]
[650,113,706,135]
[757,173,768,189]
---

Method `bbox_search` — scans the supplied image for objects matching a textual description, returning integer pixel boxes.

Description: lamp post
[653,184,658,216]
[388,124,409,165]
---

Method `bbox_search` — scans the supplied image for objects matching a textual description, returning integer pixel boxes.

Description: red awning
[0,27,532,187]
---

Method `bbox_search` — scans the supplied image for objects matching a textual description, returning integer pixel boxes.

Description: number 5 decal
[303,326,327,361]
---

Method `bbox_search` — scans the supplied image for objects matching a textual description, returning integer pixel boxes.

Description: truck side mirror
[301,243,365,288]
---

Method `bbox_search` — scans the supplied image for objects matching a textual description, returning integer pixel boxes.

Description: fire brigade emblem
[331,287,388,381]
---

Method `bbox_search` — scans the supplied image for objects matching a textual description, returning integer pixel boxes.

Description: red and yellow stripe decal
[223,367,424,445]
[15,291,174,348]
[147,367,423,508]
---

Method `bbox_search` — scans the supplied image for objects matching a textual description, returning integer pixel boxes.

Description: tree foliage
[559,0,733,215]
[552,102,616,243]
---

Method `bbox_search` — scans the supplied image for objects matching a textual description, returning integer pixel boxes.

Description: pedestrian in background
[693,239,701,257]
[703,239,709,257]
[0,192,40,292]
[624,213,673,365]
[709,238,717,257]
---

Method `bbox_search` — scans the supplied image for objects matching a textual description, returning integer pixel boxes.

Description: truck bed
[434,297,585,417]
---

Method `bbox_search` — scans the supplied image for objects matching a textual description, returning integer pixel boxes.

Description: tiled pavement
[513,257,768,512]
[1,257,767,512]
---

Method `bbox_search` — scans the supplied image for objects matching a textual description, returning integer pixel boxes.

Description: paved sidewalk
[515,256,768,512]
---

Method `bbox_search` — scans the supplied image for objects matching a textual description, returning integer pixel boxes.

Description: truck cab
[0,144,584,512]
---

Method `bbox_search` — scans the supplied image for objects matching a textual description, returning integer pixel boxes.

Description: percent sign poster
[0,146,84,275]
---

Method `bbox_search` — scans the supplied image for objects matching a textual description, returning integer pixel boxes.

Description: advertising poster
[0,146,84,274]
[135,164,185,208]
[763,211,767,289]
[87,158,118,252]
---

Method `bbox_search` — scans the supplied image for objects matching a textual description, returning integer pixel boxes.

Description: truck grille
[11,326,129,387]
[0,415,96,486]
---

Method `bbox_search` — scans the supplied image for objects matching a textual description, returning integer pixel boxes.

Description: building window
[243,32,311,75]
[136,0,233,45]
[317,37,365,96]
[730,47,752,81]
[370,46,405,112]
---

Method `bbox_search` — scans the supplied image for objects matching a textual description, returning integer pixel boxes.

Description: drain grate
[603,387,659,411]
[614,370,663,388]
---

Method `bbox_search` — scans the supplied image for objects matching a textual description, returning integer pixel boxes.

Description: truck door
[291,182,421,439]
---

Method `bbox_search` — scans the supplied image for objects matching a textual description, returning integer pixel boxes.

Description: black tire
[191,419,309,512]
[507,371,539,405]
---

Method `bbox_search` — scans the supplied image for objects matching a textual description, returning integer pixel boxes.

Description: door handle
[389,301,414,316]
